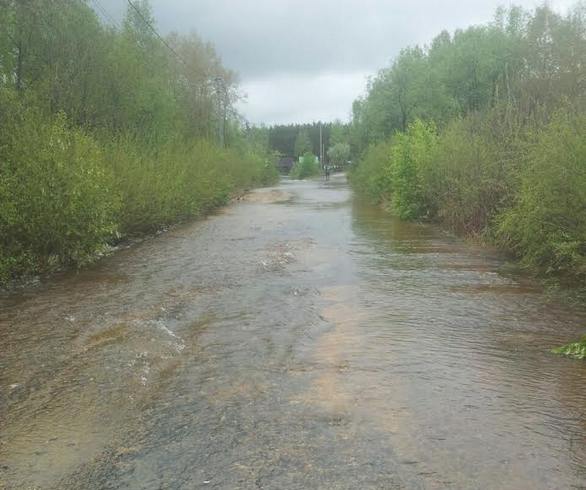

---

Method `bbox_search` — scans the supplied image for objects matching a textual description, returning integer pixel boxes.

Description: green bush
[351,109,586,283]
[107,138,224,234]
[389,120,438,220]
[290,152,319,179]
[0,102,118,281]
[347,3,586,284]
[105,137,279,235]
[0,95,278,283]
[0,2,280,285]
[552,336,586,359]
[496,114,586,279]
[349,140,393,203]
[430,118,507,234]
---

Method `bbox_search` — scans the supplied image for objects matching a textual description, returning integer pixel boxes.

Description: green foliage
[0,105,277,282]
[0,1,278,284]
[348,141,393,202]
[268,122,350,158]
[552,336,586,359]
[329,121,349,146]
[496,114,586,278]
[0,0,238,139]
[428,113,520,235]
[327,143,350,167]
[290,152,319,180]
[389,120,438,220]
[107,138,276,235]
[0,96,118,281]
[293,129,313,157]
[350,3,586,282]
[349,4,586,155]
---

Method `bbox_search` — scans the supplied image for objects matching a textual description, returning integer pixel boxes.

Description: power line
[88,0,187,71]
[126,0,189,68]
[124,0,227,93]
[90,0,120,28]
[124,0,229,144]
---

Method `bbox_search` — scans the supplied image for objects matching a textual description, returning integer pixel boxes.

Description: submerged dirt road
[1,175,586,489]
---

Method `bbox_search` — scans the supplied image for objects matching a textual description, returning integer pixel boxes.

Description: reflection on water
[1,175,585,489]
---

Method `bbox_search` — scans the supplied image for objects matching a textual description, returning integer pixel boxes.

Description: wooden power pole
[319,123,323,169]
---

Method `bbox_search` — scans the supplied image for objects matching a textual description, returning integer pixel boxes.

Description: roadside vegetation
[264,121,351,177]
[290,152,320,180]
[0,1,277,284]
[267,121,349,160]
[348,4,586,285]
[552,337,586,360]
[327,143,351,168]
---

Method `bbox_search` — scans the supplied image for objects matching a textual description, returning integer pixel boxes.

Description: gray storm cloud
[101,0,576,124]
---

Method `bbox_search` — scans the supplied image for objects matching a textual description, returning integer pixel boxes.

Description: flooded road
[1,175,585,489]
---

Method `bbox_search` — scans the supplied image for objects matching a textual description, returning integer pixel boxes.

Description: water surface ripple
[1,176,585,489]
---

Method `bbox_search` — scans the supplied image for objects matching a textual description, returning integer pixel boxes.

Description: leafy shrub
[0,100,117,281]
[290,152,319,179]
[0,2,280,285]
[351,108,586,283]
[429,118,503,234]
[552,336,586,359]
[347,3,586,284]
[327,143,350,167]
[106,137,278,235]
[496,114,586,279]
[349,140,393,203]
[389,120,438,220]
[0,93,278,283]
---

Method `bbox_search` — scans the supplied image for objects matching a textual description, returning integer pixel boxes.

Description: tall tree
[294,128,312,157]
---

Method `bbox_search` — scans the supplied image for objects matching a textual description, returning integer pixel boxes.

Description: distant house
[277,156,295,174]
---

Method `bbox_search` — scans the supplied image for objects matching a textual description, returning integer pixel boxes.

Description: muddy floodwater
[1,175,585,489]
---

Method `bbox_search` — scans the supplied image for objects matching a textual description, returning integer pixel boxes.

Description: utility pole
[319,123,323,169]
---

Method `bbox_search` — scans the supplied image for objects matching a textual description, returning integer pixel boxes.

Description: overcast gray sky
[100,0,576,125]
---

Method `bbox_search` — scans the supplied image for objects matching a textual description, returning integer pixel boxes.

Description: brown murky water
[1,175,585,489]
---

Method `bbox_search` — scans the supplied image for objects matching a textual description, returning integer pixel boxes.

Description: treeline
[350,4,586,283]
[0,0,277,283]
[268,122,348,157]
